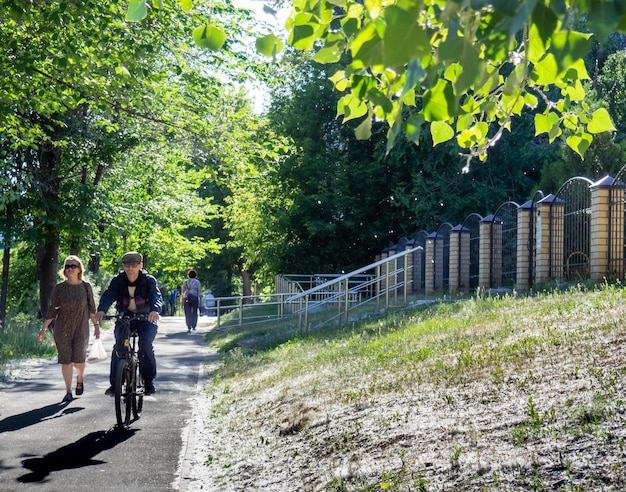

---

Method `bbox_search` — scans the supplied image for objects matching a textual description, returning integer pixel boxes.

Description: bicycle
[106,313,148,430]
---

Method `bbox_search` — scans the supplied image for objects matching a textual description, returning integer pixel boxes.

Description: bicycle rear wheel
[114,359,133,430]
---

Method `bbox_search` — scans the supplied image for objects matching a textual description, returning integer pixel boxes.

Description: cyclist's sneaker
[145,382,156,395]
[104,386,114,396]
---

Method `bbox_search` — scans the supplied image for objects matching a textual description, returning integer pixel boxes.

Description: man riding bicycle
[95,251,163,395]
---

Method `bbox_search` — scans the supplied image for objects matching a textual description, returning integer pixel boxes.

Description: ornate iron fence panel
[551,177,593,281]
[489,201,519,288]
[461,213,482,289]
[609,169,626,280]
[434,223,453,291]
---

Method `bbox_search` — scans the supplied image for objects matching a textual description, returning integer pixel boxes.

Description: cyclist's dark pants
[110,320,158,385]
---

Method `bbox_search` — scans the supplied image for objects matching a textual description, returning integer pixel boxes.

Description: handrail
[213,246,422,332]
[285,247,421,303]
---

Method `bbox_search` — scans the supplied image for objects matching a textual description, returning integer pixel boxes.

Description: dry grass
[195,284,626,491]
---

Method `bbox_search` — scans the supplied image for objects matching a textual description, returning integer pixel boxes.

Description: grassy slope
[201,284,626,491]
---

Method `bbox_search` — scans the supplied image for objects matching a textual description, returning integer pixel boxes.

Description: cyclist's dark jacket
[97,270,163,316]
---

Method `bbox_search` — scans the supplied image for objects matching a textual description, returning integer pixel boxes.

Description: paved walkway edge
[175,348,209,491]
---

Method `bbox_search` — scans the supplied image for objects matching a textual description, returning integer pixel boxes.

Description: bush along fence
[377,171,626,296]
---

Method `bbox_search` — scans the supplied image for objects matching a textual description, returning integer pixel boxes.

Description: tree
[0,0,257,314]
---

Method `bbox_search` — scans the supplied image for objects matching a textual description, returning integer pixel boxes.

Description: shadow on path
[17,428,137,483]
[0,402,80,433]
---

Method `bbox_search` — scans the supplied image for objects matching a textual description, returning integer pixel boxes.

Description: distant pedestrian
[202,290,216,316]
[37,255,100,403]
[182,270,202,332]
[168,287,178,316]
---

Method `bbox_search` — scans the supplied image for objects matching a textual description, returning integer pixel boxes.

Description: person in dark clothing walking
[181,269,202,333]
[95,251,163,395]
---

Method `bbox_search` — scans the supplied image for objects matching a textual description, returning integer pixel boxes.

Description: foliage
[0,0,264,309]
[268,0,622,168]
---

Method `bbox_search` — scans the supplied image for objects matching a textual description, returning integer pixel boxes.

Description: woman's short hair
[59,255,85,280]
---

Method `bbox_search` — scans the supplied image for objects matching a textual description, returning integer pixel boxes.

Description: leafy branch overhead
[284,0,619,165]
[130,0,620,166]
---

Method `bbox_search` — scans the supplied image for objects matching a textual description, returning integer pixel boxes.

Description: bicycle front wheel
[132,364,143,420]
[114,359,133,430]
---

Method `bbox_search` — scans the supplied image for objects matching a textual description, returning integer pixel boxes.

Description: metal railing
[213,247,421,332]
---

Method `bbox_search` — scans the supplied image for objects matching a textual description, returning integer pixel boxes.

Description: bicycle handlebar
[104,313,150,321]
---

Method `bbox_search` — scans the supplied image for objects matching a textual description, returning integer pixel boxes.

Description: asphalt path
[0,315,216,492]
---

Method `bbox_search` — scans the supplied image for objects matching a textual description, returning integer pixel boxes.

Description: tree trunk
[241,269,252,304]
[37,241,59,318]
[35,131,62,318]
[0,239,10,327]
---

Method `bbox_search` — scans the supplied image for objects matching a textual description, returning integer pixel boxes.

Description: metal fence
[214,247,421,331]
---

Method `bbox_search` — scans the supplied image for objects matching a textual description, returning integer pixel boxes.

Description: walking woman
[38,255,100,403]
[181,269,202,333]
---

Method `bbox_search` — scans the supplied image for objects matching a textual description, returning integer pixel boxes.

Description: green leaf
[385,121,402,153]
[338,94,368,122]
[256,34,284,57]
[180,0,192,13]
[312,42,341,63]
[535,112,559,136]
[193,25,226,51]
[351,22,384,68]
[329,70,349,92]
[531,53,558,85]
[404,114,423,144]
[524,92,538,109]
[402,60,426,98]
[431,120,454,146]
[530,1,558,48]
[587,108,616,134]
[566,132,592,159]
[354,114,372,140]
[561,79,585,101]
[367,88,393,113]
[126,0,147,22]
[587,1,619,43]
[550,30,591,74]
[382,6,429,67]
[422,80,457,122]
[289,13,316,50]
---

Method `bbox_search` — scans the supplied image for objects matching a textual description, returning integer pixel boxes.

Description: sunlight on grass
[202,283,626,490]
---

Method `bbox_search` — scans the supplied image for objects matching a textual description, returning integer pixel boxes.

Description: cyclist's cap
[121,251,143,263]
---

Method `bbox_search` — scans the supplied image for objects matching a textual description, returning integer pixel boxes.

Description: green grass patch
[0,313,56,369]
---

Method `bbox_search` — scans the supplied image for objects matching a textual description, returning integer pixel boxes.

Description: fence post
[425,233,436,295]
[449,225,461,294]
[479,215,493,290]
[590,176,613,282]
[516,201,533,290]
